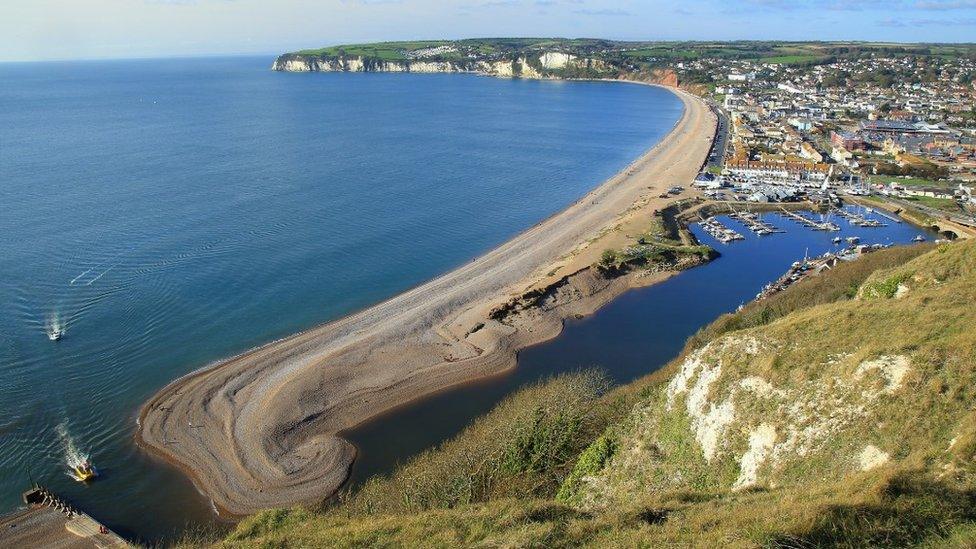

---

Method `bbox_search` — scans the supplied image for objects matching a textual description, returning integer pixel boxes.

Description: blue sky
[2,0,975,62]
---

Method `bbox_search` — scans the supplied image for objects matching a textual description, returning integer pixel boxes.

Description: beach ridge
[136,83,716,516]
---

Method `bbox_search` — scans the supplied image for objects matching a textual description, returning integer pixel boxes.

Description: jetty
[699,217,744,243]
[728,210,784,236]
[869,207,903,224]
[832,207,887,228]
[756,252,840,301]
[779,208,840,231]
[0,486,130,548]
[757,243,891,301]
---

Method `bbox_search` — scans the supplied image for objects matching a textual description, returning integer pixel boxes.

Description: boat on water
[69,459,97,482]
[913,235,926,242]
[45,314,64,341]
[832,236,842,244]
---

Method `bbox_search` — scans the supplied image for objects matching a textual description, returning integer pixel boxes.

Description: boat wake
[56,423,94,480]
[45,311,65,341]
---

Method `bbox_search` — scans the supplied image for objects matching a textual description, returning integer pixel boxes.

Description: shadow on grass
[770,473,976,548]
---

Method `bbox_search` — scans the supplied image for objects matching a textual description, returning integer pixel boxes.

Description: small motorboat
[46,313,64,341]
[70,460,97,482]
[913,235,926,242]
[832,236,842,244]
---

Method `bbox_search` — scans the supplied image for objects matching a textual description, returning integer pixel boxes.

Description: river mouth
[342,208,937,490]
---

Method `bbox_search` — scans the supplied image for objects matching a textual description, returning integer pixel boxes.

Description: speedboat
[70,460,97,482]
[913,235,926,242]
[832,237,842,244]
[46,313,64,341]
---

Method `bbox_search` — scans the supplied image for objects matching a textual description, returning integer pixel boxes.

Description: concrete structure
[0,487,130,549]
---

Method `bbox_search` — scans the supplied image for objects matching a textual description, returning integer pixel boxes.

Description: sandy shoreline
[136,83,716,516]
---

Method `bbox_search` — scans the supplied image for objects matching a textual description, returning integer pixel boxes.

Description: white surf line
[69,268,94,286]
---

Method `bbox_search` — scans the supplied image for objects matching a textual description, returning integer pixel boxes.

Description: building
[728,72,756,82]
[904,187,956,200]
[859,120,952,137]
[831,130,866,151]
[800,142,824,163]
[777,82,805,95]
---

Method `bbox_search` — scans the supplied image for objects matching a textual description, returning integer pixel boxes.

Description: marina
[754,243,890,301]
[699,216,745,243]
[778,208,841,231]
[728,210,784,236]
[833,207,888,228]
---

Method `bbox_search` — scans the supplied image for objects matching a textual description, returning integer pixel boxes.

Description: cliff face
[271,52,616,81]
[649,68,679,87]
[560,240,976,511]
[272,56,473,74]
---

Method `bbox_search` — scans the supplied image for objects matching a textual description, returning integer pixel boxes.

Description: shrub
[556,433,617,503]
[344,370,612,515]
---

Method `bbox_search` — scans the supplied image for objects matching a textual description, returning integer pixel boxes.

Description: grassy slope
[209,241,976,548]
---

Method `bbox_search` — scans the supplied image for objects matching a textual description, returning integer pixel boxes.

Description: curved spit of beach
[137,84,716,515]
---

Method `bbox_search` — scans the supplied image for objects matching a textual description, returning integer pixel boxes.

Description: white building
[728,72,755,82]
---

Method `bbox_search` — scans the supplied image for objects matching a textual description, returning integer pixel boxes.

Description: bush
[556,433,617,503]
[599,249,620,270]
[344,370,613,515]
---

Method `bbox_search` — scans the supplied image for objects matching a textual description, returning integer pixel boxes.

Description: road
[705,103,729,170]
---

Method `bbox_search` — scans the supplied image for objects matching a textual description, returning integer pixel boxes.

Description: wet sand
[137,84,716,515]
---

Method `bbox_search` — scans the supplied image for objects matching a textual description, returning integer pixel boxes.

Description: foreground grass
[208,240,976,548]
[217,469,976,548]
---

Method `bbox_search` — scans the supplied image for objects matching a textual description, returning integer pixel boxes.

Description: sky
[1,0,975,62]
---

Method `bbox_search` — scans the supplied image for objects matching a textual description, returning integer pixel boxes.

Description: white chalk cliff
[271,52,612,79]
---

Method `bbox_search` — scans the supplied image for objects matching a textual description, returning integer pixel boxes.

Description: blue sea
[0,56,683,541]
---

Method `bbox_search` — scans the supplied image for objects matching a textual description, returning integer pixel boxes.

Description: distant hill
[272,39,976,87]
[207,238,976,547]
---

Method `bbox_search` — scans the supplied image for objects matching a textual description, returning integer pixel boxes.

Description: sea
[0,55,684,541]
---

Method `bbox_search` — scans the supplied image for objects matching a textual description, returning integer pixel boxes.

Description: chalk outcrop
[565,240,976,510]
[271,53,614,81]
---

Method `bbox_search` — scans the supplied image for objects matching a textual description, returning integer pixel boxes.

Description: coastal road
[706,105,729,170]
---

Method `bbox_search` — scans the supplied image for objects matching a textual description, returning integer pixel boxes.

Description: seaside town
[679,51,976,227]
